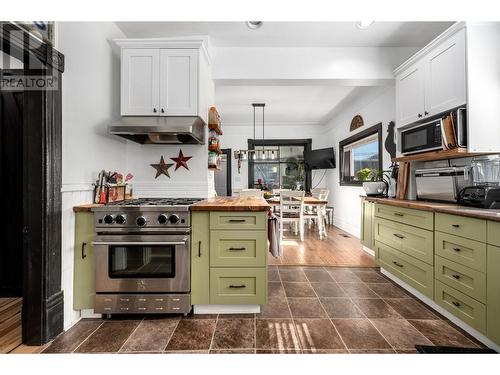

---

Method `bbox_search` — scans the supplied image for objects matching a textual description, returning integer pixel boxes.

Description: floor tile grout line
[306,271,348,351]
[405,318,479,349]
[279,266,303,353]
[208,314,219,351]
[162,317,182,352]
[70,321,106,354]
[117,317,145,353]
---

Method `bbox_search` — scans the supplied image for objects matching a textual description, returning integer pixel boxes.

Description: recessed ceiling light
[356,21,374,30]
[246,21,263,30]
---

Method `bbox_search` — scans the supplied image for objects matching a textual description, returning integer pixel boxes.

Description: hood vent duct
[109,116,206,144]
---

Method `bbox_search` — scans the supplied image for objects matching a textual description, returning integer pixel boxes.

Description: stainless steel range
[91,198,203,315]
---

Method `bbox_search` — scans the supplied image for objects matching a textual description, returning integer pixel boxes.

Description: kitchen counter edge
[190,197,271,211]
[362,196,500,222]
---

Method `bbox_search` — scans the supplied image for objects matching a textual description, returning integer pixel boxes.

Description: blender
[457,156,500,208]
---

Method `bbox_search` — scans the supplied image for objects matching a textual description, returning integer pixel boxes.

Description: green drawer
[210,211,266,230]
[435,231,486,272]
[435,280,486,333]
[374,203,434,230]
[376,241,434,299]
[210,268,267,305]
[374,217,434,265]
[487,221,500,247]
[435,256,486,303]
[210,230,267,267]
[435,213,486,242]
[487,245,500,344]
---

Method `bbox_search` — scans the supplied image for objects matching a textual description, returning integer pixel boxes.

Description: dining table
[266,195,329,239]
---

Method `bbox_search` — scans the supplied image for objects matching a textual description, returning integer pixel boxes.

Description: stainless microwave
[401,108,467,155]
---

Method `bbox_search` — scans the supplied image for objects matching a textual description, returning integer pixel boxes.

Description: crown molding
[111,37,211,65]
[393,21,466,75]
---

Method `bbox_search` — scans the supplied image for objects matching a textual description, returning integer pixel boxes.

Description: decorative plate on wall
[350,115,364,132]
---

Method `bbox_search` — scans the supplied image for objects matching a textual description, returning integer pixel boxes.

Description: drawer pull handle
[228,247,246,251]
[452,274,461,279]
[452,301,461,308]
[104,307,112,311]
[138,307,147,311]
[198,240,201,258]
[172,298,180,302]
[81,242,87,259]
[138,298,147,302]
[394,212,405,217]
[453,248,461,252]
[392,261,404,268]
[452,224,460,228]
[120,307,129,311]
[229,284,246,289]
[228,219,246,223]
[119,298,130,302]
[393,233,405,239]
[171,307,181,310]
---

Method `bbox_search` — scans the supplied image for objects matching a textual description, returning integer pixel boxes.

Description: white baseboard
[193,305,261,314]
[381,268,500,352]
[80,309,102,319]
[362,245,375,256]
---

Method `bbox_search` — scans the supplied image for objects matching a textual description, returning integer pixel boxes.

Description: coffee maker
[458,156,500,209]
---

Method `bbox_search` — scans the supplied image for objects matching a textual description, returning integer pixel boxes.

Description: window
[248,139,312,191]
[339,123,382,186]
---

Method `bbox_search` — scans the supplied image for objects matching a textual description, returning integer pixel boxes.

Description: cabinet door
[487,245,500,345]
[73,212,96,310]
[424,29,466,117]
[191,212,210,305]
[159,49,198,116]
[361,201,374,250]
[396,62,426,127]
[121,49,160,116]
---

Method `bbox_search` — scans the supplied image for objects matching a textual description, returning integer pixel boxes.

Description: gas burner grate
[107,197,204,206]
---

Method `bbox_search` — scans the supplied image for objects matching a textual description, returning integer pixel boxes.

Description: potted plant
[358,168,391,197]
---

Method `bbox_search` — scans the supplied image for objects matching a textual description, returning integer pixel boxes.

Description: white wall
[220,123,326,191]
[58,21,127,329]
[317,86,396,237]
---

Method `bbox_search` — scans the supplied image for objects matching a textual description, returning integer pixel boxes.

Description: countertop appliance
[457,186,500,209]
[415,166,471,203]
[91,197,203,315]
[401,108,466,155]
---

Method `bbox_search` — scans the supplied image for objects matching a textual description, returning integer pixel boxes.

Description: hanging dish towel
[268,213,280,257]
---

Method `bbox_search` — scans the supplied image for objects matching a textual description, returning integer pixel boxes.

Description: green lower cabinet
[487,245,500,344]
[73,212,96,309]
[435,231,486,272]
[435,280,486,334]
[191,212,210,305]
[210,230,267,267]
[210,267,267,305]
[361,200,375,251]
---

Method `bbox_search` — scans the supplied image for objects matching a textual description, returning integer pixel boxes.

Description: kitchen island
[190,196,270,314]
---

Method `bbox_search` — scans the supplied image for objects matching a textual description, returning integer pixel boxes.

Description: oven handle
[92,240,188,246]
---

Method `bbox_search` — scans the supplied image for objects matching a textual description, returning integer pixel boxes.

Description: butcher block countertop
[363,196,500,222]
[73,203,103,213]
[190,196,271,211]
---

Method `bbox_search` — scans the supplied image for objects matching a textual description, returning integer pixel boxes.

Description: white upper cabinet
[121,49,160,116]
[159,49,198,116]
[395,27,467,128]
[424,29,466,116]
[115,38,213,119]
[396,62,426,126]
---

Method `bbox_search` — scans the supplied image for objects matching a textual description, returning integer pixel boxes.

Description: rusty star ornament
[170,149,192,171]
[150,156,174,178]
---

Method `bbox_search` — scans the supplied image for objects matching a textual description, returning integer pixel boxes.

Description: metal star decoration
[170,149,192,171]
[150,156,174,178]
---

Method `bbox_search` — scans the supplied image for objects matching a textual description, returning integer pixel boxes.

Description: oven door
[93,234,190,293]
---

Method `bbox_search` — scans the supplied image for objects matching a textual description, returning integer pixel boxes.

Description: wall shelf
[392,148,495,163]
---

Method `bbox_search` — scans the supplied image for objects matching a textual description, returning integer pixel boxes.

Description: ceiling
[116,21,454,47]
[215,85,357,126]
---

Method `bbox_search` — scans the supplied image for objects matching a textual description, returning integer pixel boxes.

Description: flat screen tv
[304,147,336,170]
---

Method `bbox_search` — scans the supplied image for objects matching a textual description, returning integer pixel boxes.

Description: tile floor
[43,266,486,354]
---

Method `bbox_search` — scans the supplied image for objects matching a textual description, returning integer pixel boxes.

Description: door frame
[1,22,65,345]
[220,148,232,196]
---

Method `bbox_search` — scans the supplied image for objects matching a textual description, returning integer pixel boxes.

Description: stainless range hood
[109,116,206,144]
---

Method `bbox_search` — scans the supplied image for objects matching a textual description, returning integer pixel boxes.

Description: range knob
[158,214,168,224]
[136,216,147,227]
[103,215,114,225]
[169,214,180,224]
[115,214,126,224]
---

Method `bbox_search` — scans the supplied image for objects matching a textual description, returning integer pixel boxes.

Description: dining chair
[239,189,264,198]
[272,188,292,195]
[303,189,329,239]
[276,190,305,242]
